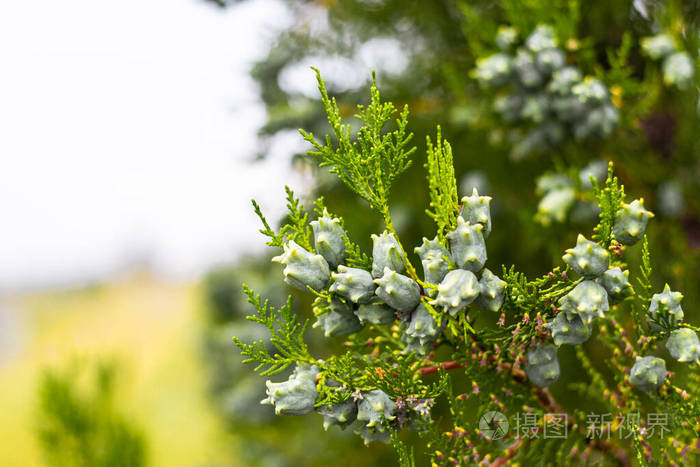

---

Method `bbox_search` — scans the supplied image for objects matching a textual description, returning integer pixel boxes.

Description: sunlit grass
[0,272,234,466]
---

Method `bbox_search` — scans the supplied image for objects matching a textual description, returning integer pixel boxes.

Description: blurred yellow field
[0,273,234,467]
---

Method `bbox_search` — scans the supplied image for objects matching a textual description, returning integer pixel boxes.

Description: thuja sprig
[363,354,449,401]
[299,68,416,224]
[300,69,422,280]
[636,236,653,305]
[425,126,460,241]
[281,186,313,250]
[233,285,313,376]
[591,162,626,246]
[234,69,699,466]
[252,186,312,250]
[391,430,416,467]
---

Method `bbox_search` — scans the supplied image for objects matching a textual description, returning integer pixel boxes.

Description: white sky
[0,0,308,290]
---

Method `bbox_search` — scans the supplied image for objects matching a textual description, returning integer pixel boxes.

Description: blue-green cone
[447,216,487,272]
[310,209,347,269]
[261,362,319,415]
[476,268,506,312]
[629,356,667,392]
[537,186,576,225]
[525,24,557,52]
[356,423,391,445]
[663,52,695,89]
[559,280,609,325]
[572,77,608,105]
[597,267,633,303]
[354,302,395,325]
[318,398,358,430]
[374,267,421,311]
[551,94,586,122]
[657,181,684,218]
[493,94,524,122]
[414,237,451,285]
[612,199,654,246]
[330,265,376,304]
[666,328,700,363]
[648,284,684,331]
[641,34,676,60]
[402,336,433,356]
[525,345,560,387]
[430,269,480,316]
[535,173,575,225]
[514,49,544,88]
[461,188,493,237]
[578,160,608,190]
[371,231,406,278]
[313,298,363,337]
[521,93,549,123]
[272,240,330,292]
[403,302,443,354]
[562,234,609,278]
[547,66,582,95]
[573,105,618,140]
[546,312,591,346]
[495,25,518,50]
[535,48,565,74]
[357,390,397,428]
[473,53,513,87]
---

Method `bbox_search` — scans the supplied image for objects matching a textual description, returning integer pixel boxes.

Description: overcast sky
[0,0,309,290]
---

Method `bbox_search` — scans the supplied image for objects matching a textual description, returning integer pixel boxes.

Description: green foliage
[637,236,654,304]
[391,430,416,467]
[592,162,626,246]
[424,127,460,240]
[252,186,313,250]
[363,354,449,401]
[36,360,147,467]
[344,240,373,270]
[205,0,700,464]
[233,285,312,376]
[300,68,416,224]
[232,70,700,466]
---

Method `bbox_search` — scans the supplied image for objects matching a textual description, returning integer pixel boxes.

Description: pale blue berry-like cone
[311,208,348,269]
[562,234,609,278]
[272,240,330,292]
[629,356,667,392]
[476,268,506,312]
[525,345,560,387]
[666,328,700,363]
[612,199,654,246]
[313,298,363,337]
[460,188,492,237]
[447,216,487,272]
[371,231,406,278]
[559,280,609,325]
[648,284,684,331]
[374,267,421,311]
[430,269,479,316]
[261,363,320,415]
[330,265,376,304]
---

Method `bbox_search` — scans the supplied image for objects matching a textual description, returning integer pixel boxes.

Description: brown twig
[490,439,522,467]
[417,350,631,466]
[419,360,465,376]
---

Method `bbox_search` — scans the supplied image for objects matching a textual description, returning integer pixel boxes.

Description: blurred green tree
[36,360,147,467]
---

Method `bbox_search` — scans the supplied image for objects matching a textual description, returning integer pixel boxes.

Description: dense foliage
[201,0,700,465]
[36,361,147,467]
[234,69,700,465]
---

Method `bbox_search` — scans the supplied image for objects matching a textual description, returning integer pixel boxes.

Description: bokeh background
[1,0,699,465]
